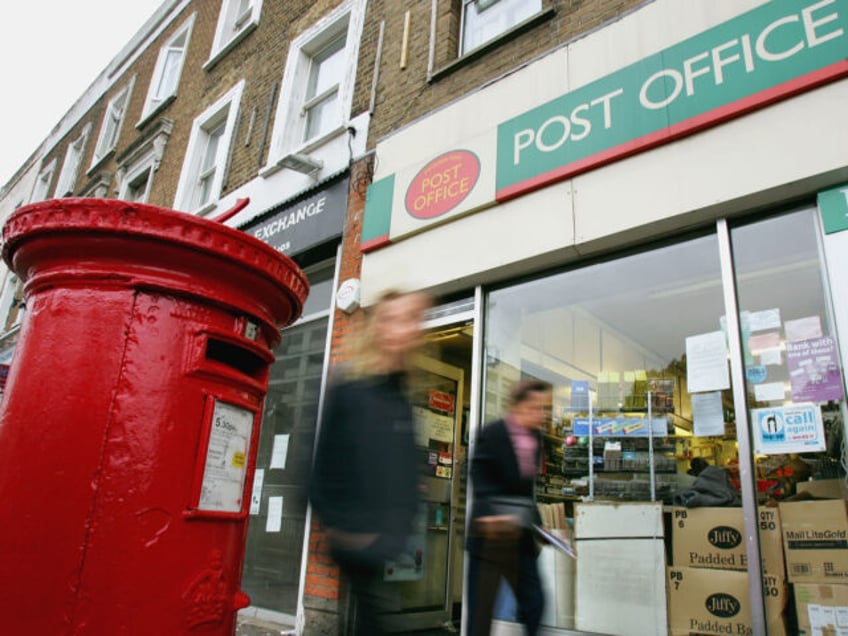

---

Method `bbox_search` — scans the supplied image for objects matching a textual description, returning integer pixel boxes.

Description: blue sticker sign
[752,403,826,455]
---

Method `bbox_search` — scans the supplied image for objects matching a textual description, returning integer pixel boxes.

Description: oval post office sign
[405,150,480,219]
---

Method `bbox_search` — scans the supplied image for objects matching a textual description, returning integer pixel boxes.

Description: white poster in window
[785,315,822,342]
[754,382,786,403]
[270,434,290,469]
[266,496,283,532]
[760,348,782,366]
[250,468,264,516]
[414,406,454,444]
[692,391,725,437]
[686,331,730,393]
[199,400,254,513]
[748,309,781,332]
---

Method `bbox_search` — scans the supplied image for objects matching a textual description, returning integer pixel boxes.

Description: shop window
[207,0,262,68]
[55,124,91,197]
[31,158,56,202]
[91,78,135,169]
[461,0,542,55]
[173,81,243,215]
[267,0,365,168]
[483,207,845,634]
[241,260,335,618]
[731,210,844,486]
[141,15,194,121]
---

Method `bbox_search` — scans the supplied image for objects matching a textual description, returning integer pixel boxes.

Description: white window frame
[91,77,136,169]
[207,0,263,68]
[266,0,366,168]
[118,156,155,203]
[55,124,92,197]
[0,270,19,333]
[460,0,542,55]
[31,158,57,202]
[141,14,195,122]
[173,80,244,215]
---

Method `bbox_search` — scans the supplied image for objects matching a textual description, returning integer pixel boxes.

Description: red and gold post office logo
[405,150,480,219]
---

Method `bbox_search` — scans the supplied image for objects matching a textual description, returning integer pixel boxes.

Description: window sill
[86,150,115,177]
[203,21,258,72]
[261,124,348,178]
[136,95,177,130]
[192,201,218,217]
[429,7,555,83]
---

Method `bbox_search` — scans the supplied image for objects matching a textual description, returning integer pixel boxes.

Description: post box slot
[205,338,266,380]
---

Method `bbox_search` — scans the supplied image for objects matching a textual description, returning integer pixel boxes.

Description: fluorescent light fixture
[279,153,323,176]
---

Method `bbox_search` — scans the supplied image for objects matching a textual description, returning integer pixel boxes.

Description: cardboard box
[671,506,785,576]
[667,566,787,636]
[779,500,848,583]
[793,583,848,635]
[796,479,848,500]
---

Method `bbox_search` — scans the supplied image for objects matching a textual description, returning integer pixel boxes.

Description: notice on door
[752,403,826,455]
[686,331,730,393]
[199,400,254,513]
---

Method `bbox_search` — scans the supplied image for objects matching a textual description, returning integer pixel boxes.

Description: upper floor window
[268,0,366,167]
[116,117,173,204]
[142,16,195,120]
[91,78,135,168]
[124,168,152,203]
[208,0,262,65]
[303,33,346,142]
[173,81,244,215]
[54,124,91,197]
[461,0,542,54]
[31,159,56,202]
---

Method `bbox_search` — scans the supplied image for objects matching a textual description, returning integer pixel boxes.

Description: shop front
[237,175,348,630]
[357,1,848,633]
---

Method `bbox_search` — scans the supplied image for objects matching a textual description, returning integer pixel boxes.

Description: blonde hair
[344,289,431,379]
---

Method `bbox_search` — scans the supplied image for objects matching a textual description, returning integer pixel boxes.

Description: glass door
[382,352,468,632]
[727,208,848,636]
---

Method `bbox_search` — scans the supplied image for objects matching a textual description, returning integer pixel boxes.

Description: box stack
[779,493,848,635]
[667,506,788,635]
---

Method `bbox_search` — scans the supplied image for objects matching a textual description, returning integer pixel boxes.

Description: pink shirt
[505,417,539,478]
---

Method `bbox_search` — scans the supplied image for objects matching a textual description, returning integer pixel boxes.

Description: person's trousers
[466,533,544,636]
[331,543,392,636]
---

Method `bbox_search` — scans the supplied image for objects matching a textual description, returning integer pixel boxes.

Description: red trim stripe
[360,234,391,253]
[496,60,848,203]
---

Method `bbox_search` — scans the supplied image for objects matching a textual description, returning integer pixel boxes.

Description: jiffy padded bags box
[779,499,848,584]
[667,566,786,636]
[671,506,785,575]
[793,583,848,635]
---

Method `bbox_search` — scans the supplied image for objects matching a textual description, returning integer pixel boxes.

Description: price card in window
[198,400,254,513]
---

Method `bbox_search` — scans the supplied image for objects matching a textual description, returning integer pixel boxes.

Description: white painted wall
[361,0,848,303]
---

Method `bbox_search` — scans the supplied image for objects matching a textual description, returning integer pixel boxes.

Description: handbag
[486,495,537,529]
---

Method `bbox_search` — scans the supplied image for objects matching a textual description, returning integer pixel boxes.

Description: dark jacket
[309,372,419,555]
[673,465,742,508]
[469,418,542,533]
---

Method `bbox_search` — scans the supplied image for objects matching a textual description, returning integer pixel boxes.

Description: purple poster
[786,336,844,403]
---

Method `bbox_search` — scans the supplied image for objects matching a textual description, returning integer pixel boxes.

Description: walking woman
[309,290,429,635]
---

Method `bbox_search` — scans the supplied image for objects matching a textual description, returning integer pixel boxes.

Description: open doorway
[382,320,474,634]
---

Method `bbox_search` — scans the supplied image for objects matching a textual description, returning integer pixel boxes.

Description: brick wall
[300,152,374,634]
[354,0,648,148]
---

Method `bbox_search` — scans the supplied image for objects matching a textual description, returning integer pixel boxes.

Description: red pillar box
[0,199,308,634]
